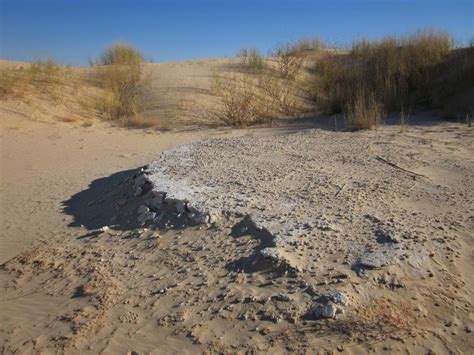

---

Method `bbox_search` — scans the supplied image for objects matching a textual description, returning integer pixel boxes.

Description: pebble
[313,303,337,319]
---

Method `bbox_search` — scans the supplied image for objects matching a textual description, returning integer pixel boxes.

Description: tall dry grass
[310,30,458,128]
[343,91,385,130]
[91,42,151,127]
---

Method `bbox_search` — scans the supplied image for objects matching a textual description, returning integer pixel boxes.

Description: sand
[1,59,473,354]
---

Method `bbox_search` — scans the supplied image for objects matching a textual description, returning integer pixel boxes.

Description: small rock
[149,193,164,209]
[240,226,249,234]
[331,291,349,306]
[208,212,219,224]
[358,250,399,269]
[313,304,337,319]
[260,247,281,262]
[316,290,349,306]
[271,293,292,302]
[243,296,257,303]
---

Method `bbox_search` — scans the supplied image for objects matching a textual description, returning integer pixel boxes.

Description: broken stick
[375,156,427,178]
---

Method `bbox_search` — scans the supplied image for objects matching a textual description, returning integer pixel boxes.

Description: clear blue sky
[1,0,472,65]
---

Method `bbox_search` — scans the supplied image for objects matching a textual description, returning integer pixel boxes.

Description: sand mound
[133,128,470,276]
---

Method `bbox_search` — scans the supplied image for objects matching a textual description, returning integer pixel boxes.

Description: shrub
[93,42,148,124]
[272,42,305,79]
[96,42,144,66]
[211,68,304,127]
[0,68,23,98]
[436,46,474,118]
[211,73,260,126]
[257,75,300,116]
[272,38,326,79]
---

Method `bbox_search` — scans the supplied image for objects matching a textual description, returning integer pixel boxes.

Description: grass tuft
[236,47,267,73]
[92,42,149,126]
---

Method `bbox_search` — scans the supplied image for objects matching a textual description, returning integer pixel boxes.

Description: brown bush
[211,73,262,126]
[272,43,305,79]
[257,75,301,116]
[211,68,305,127]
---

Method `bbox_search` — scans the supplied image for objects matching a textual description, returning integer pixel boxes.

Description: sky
[1,0,473,65]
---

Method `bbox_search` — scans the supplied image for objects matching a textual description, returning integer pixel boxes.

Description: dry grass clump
[344,92,385,130]
[436,46,474,118]
[213,41,314,127]
[0,59,70,99]
[97,42,144,65]
[0,59,102,125]
[0,43,153,129]
[236,47,267,73]
[310,30,456,129]
[212,40,317,126]
[92,42,150,127]
[28,59,66,83]
[0,69,23,98]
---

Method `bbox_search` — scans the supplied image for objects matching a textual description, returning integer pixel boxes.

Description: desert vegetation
[0,43,154,128]
[308,30,473,128]
[236,47,267,73]
[211,70,304,127]
[1,30,472,130]
[0,59,72,99]
[211,42,313,127]
[212,30,473,129]
[89,42,153,127]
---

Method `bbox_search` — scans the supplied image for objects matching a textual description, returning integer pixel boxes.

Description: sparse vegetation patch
[91,42,150,127]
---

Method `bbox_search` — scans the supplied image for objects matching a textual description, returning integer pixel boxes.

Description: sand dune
[1,58,473,353]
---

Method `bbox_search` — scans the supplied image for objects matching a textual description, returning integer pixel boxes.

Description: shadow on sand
[62,167,143,232]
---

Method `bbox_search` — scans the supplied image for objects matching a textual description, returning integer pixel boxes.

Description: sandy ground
[0,112,242,264]
[1,104,473,353]
[1,58,473,354]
